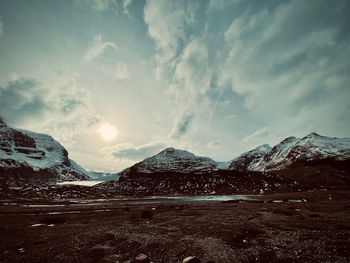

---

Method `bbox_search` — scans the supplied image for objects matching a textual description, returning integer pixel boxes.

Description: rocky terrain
[0,190,349,263]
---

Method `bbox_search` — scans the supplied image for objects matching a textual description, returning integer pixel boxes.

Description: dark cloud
[170,112,194,139]
[0,78,49,124]
[0,77,90,125]
[111,142,166,160]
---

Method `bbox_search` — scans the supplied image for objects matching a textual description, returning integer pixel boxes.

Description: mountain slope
[230,133,350,172]
[0,119,89,185]
[228,144,272,171]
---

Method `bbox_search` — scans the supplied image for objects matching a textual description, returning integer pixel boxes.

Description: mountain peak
[281,136,298,143]
[255,144,272,152]
[161,147,176,154]
[303,132,321,139]
[157,147,196,159]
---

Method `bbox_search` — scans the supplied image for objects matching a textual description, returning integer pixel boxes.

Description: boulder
[183,256,201,263]
[133,253,150,263]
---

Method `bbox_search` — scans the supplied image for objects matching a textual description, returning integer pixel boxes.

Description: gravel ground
[0,191,349,263]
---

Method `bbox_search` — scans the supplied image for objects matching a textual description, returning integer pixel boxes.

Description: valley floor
[0,191,349,263]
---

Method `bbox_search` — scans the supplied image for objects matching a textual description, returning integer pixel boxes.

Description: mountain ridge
[1,119,350,196]
[114,132,350,195]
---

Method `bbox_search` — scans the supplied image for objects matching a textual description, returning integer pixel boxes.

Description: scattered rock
[183,256,201,263]
[133,253,150,263]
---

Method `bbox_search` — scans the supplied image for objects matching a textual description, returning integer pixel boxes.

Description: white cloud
[0,21,3,35]
[243,127,269,143]
[207,141,220,148]
[152,110,161,123]
[144,1,211,140]
[77,0,117,11]
[207,0,240,13]
[175,38,211,98]
[144,0,197,77]
[103,141,166,161]
[103,63,130,80]
[225,114,236,120]
[123,0,132,15]
[83,34,117,62]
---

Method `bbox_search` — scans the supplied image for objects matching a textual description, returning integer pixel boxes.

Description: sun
[98,124,117,141]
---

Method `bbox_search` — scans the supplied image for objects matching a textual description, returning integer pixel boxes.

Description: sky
[0,0,349,172]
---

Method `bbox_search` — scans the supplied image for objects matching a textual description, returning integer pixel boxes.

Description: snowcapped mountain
[120,147,218,176]
[113,134,350,195]
[229,133,350,172]
[228,144,272,171]
[2,118,349,196]
[116,147,232,195]
[0,119,89,185]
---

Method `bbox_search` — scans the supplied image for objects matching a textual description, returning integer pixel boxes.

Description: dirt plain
[0,191,349,263]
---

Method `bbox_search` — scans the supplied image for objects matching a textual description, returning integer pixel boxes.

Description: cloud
[0,78,48,124]
[0,20,3,35]
[144,0,350,145]
[83,34,117,62]
[207,0,240,13]
[0,75,101,147]
[144,1,214,139]
[102,63,130,80]
[225,114,236,120]
[77,0,117,11]
[218,100,230,109]
[243,127,269,143]
[123,0,132,15]
[106,141,166,161]
[144,2,220,139]
[175,38,212,99]
[219,1,350,113]
[216,0,350,138]
[144,0,198,76]
[170,112,194,139]
[207,141,220,148]
[152,110,161,123]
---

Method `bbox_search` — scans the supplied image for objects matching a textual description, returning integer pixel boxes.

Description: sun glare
[98,124,117,141]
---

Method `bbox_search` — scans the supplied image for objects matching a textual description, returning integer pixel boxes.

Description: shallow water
[57,180,103,186]
[146,195,259,202]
